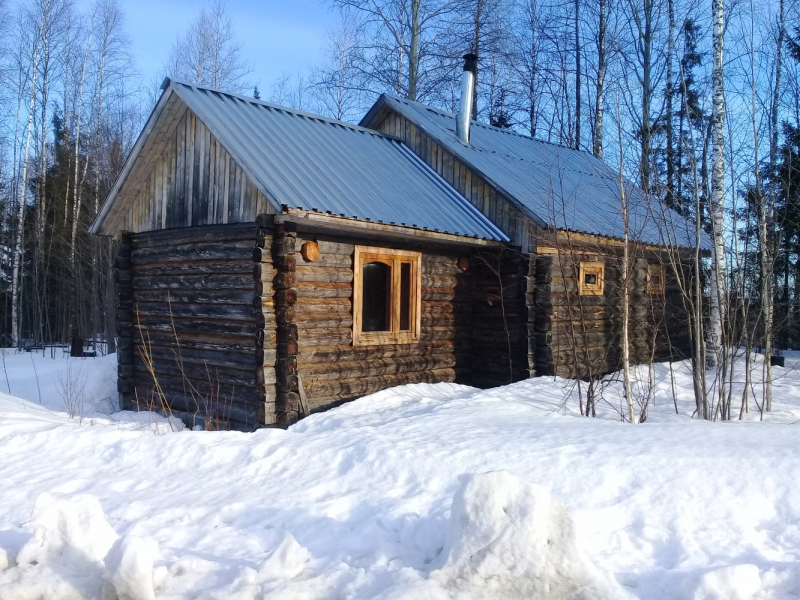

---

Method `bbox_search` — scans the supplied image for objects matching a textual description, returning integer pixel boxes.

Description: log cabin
[91,60,709,430]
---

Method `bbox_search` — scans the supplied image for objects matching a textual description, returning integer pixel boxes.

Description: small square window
[353,246,421,345]
[647,264,666,294]
[579,261,605,296]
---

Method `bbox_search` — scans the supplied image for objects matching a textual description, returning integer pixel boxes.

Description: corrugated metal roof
[166,81,508,242]
[362,94,711,250]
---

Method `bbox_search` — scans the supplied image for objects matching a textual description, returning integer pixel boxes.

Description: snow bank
[2,353,800,599]
[102,535,159,600]
[0,350,118,417]
[432,471,630,599]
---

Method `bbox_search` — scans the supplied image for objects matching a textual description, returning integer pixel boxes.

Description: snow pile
[3,494,119,599]
[432,471,630,599]
[102,535,160,600]
[16,493,118,565]
[258,533,311,582]
[1,494,161,600]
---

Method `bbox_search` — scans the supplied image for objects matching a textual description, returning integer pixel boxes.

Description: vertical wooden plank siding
[107,108,275,234]
[222,153,230,223]
[186,112,195,227]
[373,110,531,252]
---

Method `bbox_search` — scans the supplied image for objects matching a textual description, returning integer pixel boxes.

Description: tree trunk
[472,0,482,120]
[708,0,726,377]
[69,29,93,339]
[574,0,581,150]
[35,30,51,346]
[639,0,653,191]
[665,0,675,206]
[12,36,41,347]
[764,0,784,412]
[593,0,606,159]
[408,0,420,100]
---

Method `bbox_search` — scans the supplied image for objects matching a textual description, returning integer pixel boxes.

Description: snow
[257,533,311,582]
[16,493,119,565]
[0,349,799,599]
[102,535,159,600]
[688,564,762,600]
[431,471,632,599]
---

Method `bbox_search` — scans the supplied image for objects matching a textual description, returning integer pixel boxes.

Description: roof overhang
[89,81,177,235]
[277,207,504,248]
[540,226,713,256]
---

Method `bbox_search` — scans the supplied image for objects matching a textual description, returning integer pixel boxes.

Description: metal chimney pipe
[456,53,478,144]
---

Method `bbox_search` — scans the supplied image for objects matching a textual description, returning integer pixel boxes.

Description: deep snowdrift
[1,350,799,599]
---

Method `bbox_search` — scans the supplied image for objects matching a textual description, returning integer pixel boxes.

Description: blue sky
[118,0,337,91]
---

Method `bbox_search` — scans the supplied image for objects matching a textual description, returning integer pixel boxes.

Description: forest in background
[0,0,798,420]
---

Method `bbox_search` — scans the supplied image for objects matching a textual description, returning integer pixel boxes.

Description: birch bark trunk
[763,0,785,412]
[707,0,726,377]
[593,0,606,159]
[11,31,41,347]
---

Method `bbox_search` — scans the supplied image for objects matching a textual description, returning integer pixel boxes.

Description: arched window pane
[362,261,390,332]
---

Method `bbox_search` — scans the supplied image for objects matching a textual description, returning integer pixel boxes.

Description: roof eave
[358,94,388,128]
[279,208,506,247]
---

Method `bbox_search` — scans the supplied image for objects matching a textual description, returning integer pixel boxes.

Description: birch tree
[707,0,726,377]
[592,0,607,158]
[762,0,785,412]
[308,12,365,121]
[165,0,251,93]
[329,0,467,103]
[11,1,44,347]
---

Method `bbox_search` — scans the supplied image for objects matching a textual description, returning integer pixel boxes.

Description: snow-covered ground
[1,350,799,599]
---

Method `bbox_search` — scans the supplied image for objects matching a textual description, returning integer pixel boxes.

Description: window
[647,264,666,295]
[353,246,421,345]
[578,261,605,296]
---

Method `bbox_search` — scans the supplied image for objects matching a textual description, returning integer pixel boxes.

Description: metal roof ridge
[168,78,399,140]
[381,93,590,155]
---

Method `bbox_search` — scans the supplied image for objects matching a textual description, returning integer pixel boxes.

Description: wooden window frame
[647,264,666,295]
[578,261,605,296]
[353,246,422,346]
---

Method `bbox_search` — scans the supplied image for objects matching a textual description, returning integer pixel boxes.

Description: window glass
[651,275,661,286]
[362,261,390,332]
[585,273,597,285]
[399,262,411,331]
[353,246,421,345]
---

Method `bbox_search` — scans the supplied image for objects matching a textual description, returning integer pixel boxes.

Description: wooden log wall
[115,233,134,408]
[372,109,532,251]
[534,246,691,379]
[270,221,301,424]
[291,232,476,416]
[124,223,276,430]
[104,101,276,234]
[468,248,534,387]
